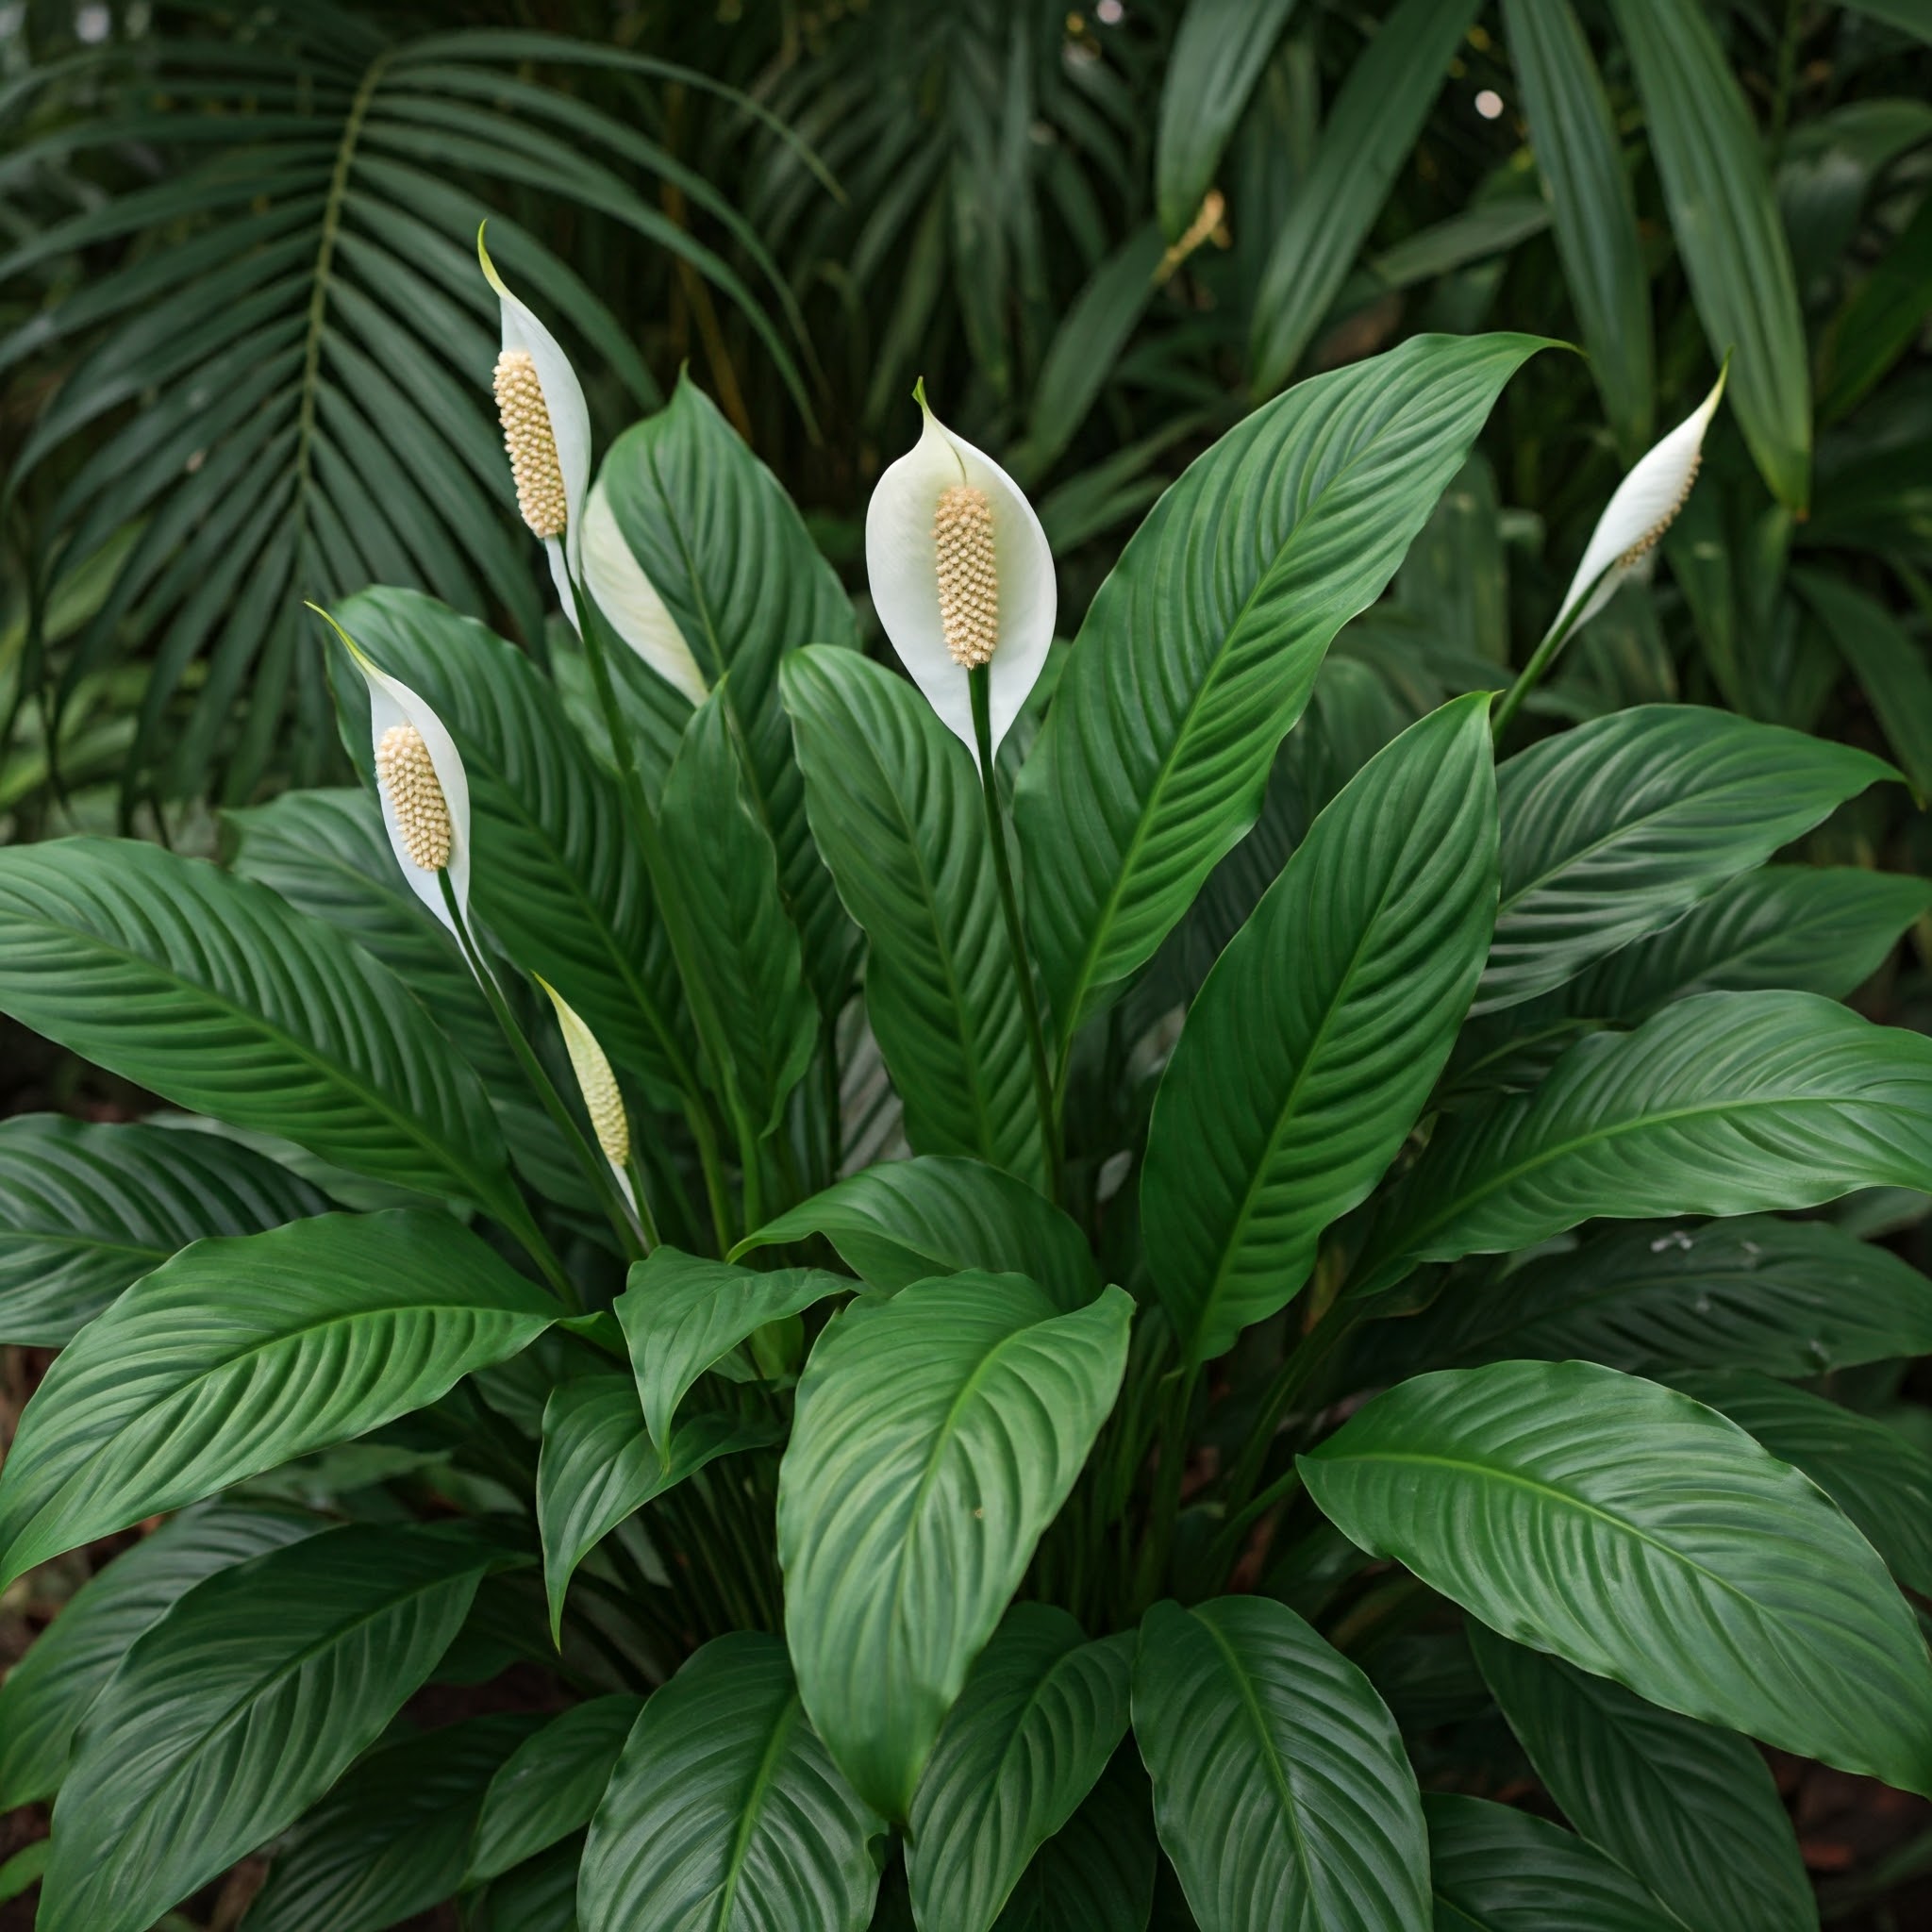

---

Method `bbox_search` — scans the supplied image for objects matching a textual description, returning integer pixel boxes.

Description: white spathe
[864,391,1056,765]
[310,606,473,941]
[479,226,592,623]
[1549,364,1729,641]
[581,475,710,707]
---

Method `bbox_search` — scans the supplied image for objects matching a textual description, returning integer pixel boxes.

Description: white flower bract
[1549,365,1728,642]
[581,475,711,707]
[478,226,592,624]
[864,391,1056,765]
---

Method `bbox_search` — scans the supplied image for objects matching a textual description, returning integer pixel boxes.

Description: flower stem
[564,569,751,1252]
[440,876,634,1290]
[969,666,1061,1200]
[1491,606,1581,741]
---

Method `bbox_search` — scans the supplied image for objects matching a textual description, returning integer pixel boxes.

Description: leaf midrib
[711,1691,801,1927]
[1402,1082,1909,1258]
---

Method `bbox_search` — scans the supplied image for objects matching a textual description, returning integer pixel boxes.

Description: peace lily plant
[0,258,1929,1932]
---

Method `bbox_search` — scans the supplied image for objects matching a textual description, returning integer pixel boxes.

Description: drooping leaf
[579,1631,884,1931]
[1478,707,1893,1013]
[0,1502,320,1809]
[614,1247,850,1449]
[778,1274,1132,1817]
[1471,1626,1815,1932]
[0,1211,558,1589]
[1155,0,1299,242]
[327,586,692,1102]
[782,647,1046,1187]
[1249,0,1484,392]
[1301,1358,1932,1794]
[1133,1596,1429,1932]
[1607,0,1811,507]
[470,1833,583,1932]
[658,688,820,1134]
[1501,0,1653,455]
[0,839,523,1225]
[245,1713,543,1932]
[1450,863,1931,1092]
[907,1605,1132,1932]
[1672,1370,1932,1596]
[1360,992,1932,1295]
[538,1371,777,1641]
[1141,694,1497,1364]
[597,375,858,1011]
[1014,333,1542,1047]
[1424,1792,1685,1932]
[1377,1215,1932,1382]
[0,1114,325,1347]
[991,1751,1158,1932]
[38,1523,505,1932]
[468,1693,643,1884]
[733,1156,1098,1310]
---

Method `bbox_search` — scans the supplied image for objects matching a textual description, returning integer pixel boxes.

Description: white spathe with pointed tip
[581,475,711,707]
[865,392,1056,765]
[479,227,592,622]
[1550,365,1729,641]
[311,607,474,940]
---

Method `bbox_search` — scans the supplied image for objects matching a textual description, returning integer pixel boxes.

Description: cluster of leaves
[0,298,1929,1927]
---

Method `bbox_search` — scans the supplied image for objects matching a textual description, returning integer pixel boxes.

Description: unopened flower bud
[539,978,629,1169]
[932,484,999,669]
[494,347,569,541]
[1615,446,1702,570]
[375,723,451,873]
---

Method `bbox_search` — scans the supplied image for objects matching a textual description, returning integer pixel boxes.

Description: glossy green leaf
[1363,992,1932,1292]
[778,1274,1132,1817]
[580,1631,884,1931]
[468,1693,642,1884]
[1471,1626,1814,1932]
[470,1833,582,1932]
[1249,0,1481,390]
[0,1114,325,1346]
[0,838,522,1224]
[246,1712,542,1932]
[538,1371,777,1641]
[907,1605,1132,1932]
[0,1502,320,1809]
[783,647,1045,1187]
[327,586,691,1102]
[1133,1596,1429,1932]
[1155,0,1298,242]
[598,375,858,1011]
[1673,1370,1932,1596]
[991,1751,1157,1932]
[1450,863,1931,1092]
[39,1522,503,1932]
[1479,707,1892,1013]
[614,1246,849,1449]
[0,1840,47,1908]
[1501,0,1653,455]
[0,1210,558,1589]
[1380,1215,1932,1382]
[1301,1358,1932,1794]
[1795,571,1932,803]
[1016,333,1542,1045]
[658,688,820,1134]
[732,1156,1098,1310]
[1608,0,1811,507]
[1424,1793,1684,1932]
[1142,695,1497,1364]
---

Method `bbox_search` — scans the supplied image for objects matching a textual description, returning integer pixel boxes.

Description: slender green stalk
[969,665,1061,1198]
[439,876,636,1285]
[565,572,752,1251]
[1492,606,1581,741]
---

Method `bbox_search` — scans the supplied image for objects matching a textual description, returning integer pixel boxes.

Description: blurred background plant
[3,0,1931,1921]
